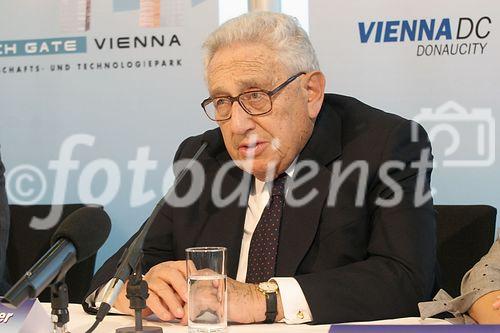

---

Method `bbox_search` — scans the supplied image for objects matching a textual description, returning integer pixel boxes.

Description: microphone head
[202,129,223,155]
[50,206,111,262]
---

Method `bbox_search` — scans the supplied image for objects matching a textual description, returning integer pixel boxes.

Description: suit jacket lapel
[276,103,342,276]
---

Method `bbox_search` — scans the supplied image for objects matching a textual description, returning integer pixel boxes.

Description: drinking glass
[186,247,227,333]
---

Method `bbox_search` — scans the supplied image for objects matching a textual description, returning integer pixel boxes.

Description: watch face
[259,281,278,293]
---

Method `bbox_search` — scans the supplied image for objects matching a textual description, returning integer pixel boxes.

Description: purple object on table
[330,325,500,333]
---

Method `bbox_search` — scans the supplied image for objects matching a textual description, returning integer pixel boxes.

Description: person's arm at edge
[469,290,500,324]
[466,239,500,323]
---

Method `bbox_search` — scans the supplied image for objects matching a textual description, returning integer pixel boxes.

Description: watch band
[264,291,277,323]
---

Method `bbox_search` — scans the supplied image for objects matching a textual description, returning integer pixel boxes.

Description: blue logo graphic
[0,37,87,57]
[358,17,491,43]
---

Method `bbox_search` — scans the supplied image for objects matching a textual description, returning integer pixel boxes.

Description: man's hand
[112,261,284,325]
[113,260,192,322]
[182,277,285,324]
[187,271,226,324]
[226,279,284,324]
[182,276,284,324]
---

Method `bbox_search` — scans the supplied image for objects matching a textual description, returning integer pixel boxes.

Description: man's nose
[230,101,255,135]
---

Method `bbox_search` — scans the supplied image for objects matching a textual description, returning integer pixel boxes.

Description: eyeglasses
[201,72,306,121]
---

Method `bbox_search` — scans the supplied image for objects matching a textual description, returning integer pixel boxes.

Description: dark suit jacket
[0,149,10,294]
[85,94,437,324]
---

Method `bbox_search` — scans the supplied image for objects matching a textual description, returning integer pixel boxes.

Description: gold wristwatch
[257,281,279,323]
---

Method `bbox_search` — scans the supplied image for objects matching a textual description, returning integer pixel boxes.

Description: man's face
[206,43,317,180]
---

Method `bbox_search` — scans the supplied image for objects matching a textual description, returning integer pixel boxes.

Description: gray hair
[202,11,320,77]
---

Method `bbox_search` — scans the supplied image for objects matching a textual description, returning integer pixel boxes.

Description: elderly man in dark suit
[85,12,437,324]
[0,148,10,294]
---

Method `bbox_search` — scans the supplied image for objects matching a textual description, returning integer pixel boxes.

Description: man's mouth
[238,141,268,158]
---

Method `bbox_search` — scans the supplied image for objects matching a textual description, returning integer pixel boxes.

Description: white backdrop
[309,0,499,229]
[0,0,218,267]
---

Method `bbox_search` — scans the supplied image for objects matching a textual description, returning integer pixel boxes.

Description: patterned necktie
[246,174,287,284]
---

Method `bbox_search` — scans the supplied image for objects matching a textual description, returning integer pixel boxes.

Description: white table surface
[41,303,449,333]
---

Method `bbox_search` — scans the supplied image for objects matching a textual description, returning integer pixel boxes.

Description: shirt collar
[253,157,297,195]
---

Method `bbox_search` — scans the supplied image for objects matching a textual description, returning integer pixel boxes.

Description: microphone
[95,140,209,322]
[2,206,111,307]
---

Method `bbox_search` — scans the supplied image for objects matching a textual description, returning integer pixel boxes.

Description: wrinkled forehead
[208,69,277,96]
[206,43,287,95]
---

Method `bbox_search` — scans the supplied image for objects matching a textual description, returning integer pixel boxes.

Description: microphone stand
[50,280,70,333]
[51,248,79,333]
[115,257,161,333]
[85,141,209,333]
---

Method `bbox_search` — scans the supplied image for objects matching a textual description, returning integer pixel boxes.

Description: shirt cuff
[84,287,100,310]
[84,279,126,315]
[271,277,312,324]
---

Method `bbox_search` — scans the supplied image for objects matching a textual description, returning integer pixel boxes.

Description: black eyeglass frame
[201,72,306,121]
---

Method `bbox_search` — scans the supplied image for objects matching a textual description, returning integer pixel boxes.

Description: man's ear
[304,71,326,119]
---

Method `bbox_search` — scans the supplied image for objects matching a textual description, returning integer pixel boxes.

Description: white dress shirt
[89,159,313,323]
[235,160,312,324]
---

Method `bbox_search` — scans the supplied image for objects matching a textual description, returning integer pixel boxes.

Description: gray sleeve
[461,238,500,296]
[0,149,11,292]
[418,238,500,323]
